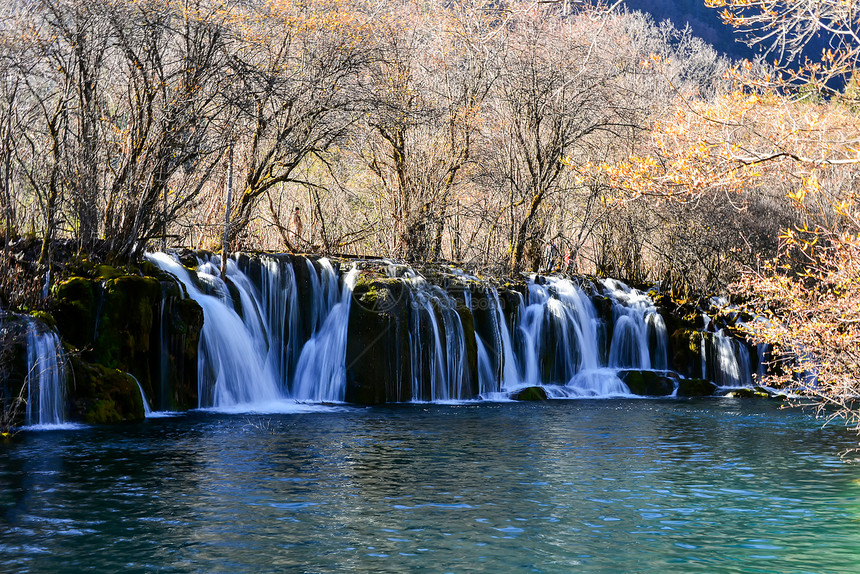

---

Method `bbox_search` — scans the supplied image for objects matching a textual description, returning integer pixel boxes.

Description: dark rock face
[676,378,719,397]
[345,279,411,404]
[669,329,705,379]
[67,356,144,424]
[617,369,677,396]
[510,386,548,401]
[0,314,37,427]
[51,265,203,416]
[344,275,482,404]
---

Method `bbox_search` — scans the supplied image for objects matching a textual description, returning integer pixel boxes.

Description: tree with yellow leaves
[700,0,860,429]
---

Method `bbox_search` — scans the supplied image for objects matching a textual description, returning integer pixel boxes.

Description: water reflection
[1,401,859,573]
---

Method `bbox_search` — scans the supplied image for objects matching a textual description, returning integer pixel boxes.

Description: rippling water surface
[2,399,860,573]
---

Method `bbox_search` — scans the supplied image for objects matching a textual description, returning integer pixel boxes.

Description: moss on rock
[52,277,97,349]
[68,356,144,424]
[345,279,411,404]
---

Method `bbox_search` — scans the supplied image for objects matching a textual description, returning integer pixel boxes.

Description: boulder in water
[68,356,144,424]
[618,369,676,396]
[722,386,778,399]
[676,378,718,397]
[510,386,548,401]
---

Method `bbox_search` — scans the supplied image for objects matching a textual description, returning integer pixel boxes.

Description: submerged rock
[722,386,780,399]
[617,369,676,396]
[676,378,718,397]
[510,386,548,401]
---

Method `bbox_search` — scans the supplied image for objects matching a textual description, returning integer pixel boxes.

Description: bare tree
[484,5,639,272]
[220,0,370,249]
[353,0,500,262]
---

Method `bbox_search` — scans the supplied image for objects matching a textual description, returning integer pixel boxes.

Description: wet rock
[510,386,548,401]
[676,378,718,397]
[0,314,35,427]
[345,279,411,404]
[52,277,97,349]
[52,269,203,412]
[449,286,479,398]
[669,329,707,379]
[68,356,144,424]
[618,369,676,396]
[722,386,779,399]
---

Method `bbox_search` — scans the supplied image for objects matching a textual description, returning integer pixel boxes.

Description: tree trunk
[510,188,545,272]
[221,143,234,278]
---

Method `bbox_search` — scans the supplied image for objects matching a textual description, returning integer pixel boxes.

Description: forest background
[1,0,859,420]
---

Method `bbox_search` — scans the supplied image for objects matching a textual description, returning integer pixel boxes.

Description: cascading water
[148,252,359,408]
[143,250,756,407]
[699,311,755,389]
[711,329,754,388]
[24,318,67,426]
[234,254,301,391]
[292,264,359,402]
[404,274,472,402]
[511,277,603,388]
[501,276,632,397]
[603,279,668,370]
[147,252,283,408]
[131,374,153,417]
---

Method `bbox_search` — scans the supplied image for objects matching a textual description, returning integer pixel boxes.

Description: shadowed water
[2,400,859,573]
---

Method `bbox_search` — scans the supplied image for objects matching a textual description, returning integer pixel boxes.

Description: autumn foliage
[2,0,860,413]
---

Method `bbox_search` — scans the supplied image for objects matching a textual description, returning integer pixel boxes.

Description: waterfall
[141,250,755,406]
[148,251,360,408]
[147,252,282,408]
[603,279,667,370]
[131,374,153,417]
[490,289,521,391]
[711,329,753,388]
[24,318,67,426]
[505,276,605,393]
[292,264,359,402]
[236,254,300,390]
[404,275,472,401]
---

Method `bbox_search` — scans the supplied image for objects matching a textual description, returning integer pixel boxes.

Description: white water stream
[143,252,755,406]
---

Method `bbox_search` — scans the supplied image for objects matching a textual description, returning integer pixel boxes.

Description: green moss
[52,277,96,349]
[93,275,160,370]
[95,265,123,281]
[670,329,706,378]
[724,386,780,399]
[30,310,56,330]
[68,356,144,424]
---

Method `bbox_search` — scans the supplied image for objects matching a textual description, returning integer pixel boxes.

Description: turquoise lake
[2,399,859,573]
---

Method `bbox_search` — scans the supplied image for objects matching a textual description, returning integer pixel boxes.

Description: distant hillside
[620,0,756,60]
[620,0,833,66]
